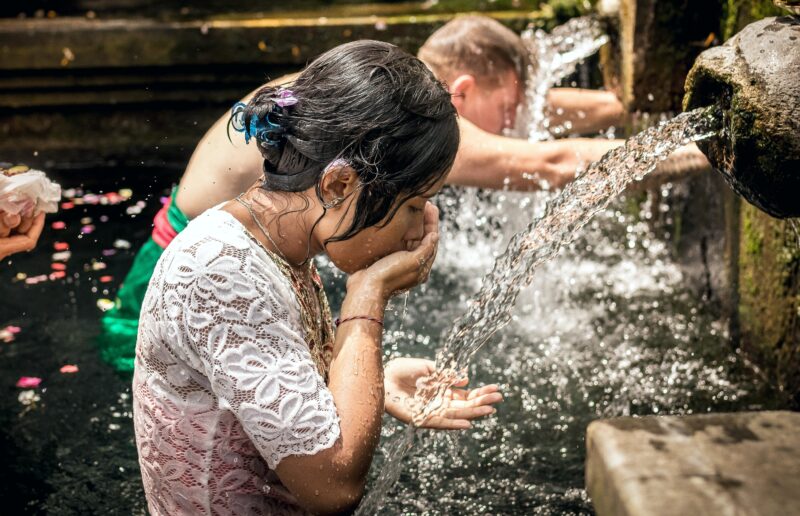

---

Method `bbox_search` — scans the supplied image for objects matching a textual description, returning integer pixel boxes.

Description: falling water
[518,16,610,141]
[434,15,613,276]
[355,106,722,514]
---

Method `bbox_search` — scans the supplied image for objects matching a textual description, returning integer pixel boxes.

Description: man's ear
[319,163,359,205]
[449,74,476,111]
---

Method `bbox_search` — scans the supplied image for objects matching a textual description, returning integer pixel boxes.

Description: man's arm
[546,88,625,136]
[629,143,713,191]
[448,119,713,192]
[447,117,622,191]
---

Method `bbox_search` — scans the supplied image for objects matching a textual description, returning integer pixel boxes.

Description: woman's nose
[405,220,425,243]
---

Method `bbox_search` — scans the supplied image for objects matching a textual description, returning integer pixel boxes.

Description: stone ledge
[0,10,539,108]
[586,411,800,516]
[0,8,542,164]
[0,10,541,71]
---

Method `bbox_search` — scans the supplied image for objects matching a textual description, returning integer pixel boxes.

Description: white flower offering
[0,165,62,215]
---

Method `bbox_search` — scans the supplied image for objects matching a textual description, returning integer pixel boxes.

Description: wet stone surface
[684,16,800,218]
[586,411,800,516]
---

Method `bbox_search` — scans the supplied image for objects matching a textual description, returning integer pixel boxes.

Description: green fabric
[166,193,190,234]
[97,188,189,372]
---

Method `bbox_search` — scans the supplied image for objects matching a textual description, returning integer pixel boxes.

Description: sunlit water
[0,153,780,513]
[517,16,610,141]
[352,106,787,515]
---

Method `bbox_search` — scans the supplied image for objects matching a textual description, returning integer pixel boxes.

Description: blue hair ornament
[230,89,296,147]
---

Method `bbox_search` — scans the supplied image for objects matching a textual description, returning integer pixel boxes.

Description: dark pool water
[0,168,175,515]
[0,168,786,515]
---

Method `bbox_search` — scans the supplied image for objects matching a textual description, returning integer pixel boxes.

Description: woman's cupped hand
[384,357,503,430]
[347,202,440,299]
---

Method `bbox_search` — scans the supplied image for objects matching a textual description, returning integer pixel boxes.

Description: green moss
[722,0,785,40]
[717,0,800,406]
[537,0,595,28]
[738,203,800,406]
[742,210,763,256]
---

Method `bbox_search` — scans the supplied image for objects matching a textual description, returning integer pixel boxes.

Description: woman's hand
[348,202,440,300]
[0,211,45,260]
[384,357,503,430]
[0,210,22,238]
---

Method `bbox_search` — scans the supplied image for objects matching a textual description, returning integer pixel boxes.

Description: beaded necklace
[233,196,335,379]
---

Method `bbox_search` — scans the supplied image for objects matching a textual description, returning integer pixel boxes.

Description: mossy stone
[684,16,800,218]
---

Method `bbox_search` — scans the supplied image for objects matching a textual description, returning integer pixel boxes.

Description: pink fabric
[151,199,178,249]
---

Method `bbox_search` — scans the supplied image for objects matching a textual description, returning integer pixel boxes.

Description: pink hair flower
[275,89,298,107]
[16,376,42,388]
[60,364,79,374]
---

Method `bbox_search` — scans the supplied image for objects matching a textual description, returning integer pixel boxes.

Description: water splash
[517,16,610,141]
[355,106,722,514]
[427,106,720,402]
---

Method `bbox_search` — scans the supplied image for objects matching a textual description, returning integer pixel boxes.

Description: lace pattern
[133,208,340,515]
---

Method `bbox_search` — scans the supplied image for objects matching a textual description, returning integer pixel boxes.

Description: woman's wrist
[342,274,388,320]
[340,291,387,320]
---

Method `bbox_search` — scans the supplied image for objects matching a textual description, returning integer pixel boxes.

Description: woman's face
[319,176,446,275]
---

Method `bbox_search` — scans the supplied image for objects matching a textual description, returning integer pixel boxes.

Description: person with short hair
[418,15,625,136]
[417,15,709,191]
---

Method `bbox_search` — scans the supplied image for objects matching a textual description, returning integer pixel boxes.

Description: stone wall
[0,2,542,168]
[720,1,800,407]
[603,0,800,405]
[601,0,723,112]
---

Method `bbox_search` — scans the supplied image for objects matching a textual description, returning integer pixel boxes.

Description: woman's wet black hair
[235,40,459,242]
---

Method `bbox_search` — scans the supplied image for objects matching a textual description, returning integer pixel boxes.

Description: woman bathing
[132,40,502,514]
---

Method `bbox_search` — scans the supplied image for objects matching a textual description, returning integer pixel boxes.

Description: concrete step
[586,411,800,516]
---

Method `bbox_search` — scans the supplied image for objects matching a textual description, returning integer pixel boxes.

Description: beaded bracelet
[334,315,384,328]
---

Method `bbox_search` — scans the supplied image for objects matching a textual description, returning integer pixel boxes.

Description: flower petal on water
[16,376,42,388]
[97,298,115,312]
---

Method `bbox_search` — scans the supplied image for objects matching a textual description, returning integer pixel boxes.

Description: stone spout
[683,16,800,218]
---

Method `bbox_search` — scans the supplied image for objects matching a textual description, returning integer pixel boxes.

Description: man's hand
[384,357,503,430]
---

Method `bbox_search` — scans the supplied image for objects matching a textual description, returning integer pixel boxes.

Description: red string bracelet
[334,315,384,328]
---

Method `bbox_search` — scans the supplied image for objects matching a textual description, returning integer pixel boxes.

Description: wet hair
[418,15,533,89]
[236,40,459,242]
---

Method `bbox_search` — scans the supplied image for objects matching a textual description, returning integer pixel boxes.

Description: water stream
[517,16,610,141]
[356,106,723,514]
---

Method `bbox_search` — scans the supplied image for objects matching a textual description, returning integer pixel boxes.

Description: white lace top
[132,208,341,515]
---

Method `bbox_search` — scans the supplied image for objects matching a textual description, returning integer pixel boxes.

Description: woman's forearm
[276,284,387,514]
[327,286,387,478]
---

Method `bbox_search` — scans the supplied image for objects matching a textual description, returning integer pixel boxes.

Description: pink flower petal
[16,376,42,388]
[60,364,79,374]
